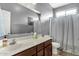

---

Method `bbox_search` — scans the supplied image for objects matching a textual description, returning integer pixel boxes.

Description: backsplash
[0,33,33,40]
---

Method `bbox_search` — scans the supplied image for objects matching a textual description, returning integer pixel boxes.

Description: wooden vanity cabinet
[44,40,52,56]
[44,44,52,56]
[36,43,44,56]
[13,46,36,56]
[13,39,52,56]
[37,50,44,56]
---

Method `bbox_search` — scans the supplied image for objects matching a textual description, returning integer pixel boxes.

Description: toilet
[52,42,60,55]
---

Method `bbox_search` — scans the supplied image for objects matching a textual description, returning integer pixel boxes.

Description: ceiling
[49,3,70,8]
[20,3,40,14]
[31,3,70,8]
[20,3,70,14]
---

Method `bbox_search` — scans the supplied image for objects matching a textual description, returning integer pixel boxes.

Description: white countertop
[0,35,51,56]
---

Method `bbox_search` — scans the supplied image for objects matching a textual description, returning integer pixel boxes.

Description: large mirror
[0,3,39,38]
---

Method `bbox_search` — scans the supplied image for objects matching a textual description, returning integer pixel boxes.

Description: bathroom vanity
[0,35,52,56]
[13,39,52,56]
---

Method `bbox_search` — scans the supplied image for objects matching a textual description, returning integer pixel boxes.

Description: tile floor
[52,51,77,56]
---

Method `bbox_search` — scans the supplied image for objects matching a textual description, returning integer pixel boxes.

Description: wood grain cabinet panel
[37,43,44,52]
[13,46,36,56]
[44,39,52,47]
[37,50,44,56]
[45,44,52,56]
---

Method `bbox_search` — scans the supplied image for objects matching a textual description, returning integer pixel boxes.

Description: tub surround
[0,35,52,56]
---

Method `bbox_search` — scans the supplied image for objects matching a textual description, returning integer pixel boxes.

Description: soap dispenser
[3,35,8,47]
[33,32,38,39]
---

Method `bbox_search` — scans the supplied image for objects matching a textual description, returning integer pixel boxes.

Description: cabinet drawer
[44,39,52,47]
[14,46,36,56]
[37,43,43,52]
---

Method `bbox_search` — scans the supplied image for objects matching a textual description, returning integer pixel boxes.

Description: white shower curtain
[51,15,79,55]
[72,14,79,55]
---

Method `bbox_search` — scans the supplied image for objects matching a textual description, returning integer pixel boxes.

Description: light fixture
[14,5,22,12]
[32,3,37,5]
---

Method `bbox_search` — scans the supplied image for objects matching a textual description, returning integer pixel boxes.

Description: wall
[34,3,53,35]
[0,3,38,34]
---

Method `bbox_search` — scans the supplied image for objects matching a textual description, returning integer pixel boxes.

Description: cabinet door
[45,45,52,56]
[32,54,36,56]
[37,50,44,56]
[13,46,36,56]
